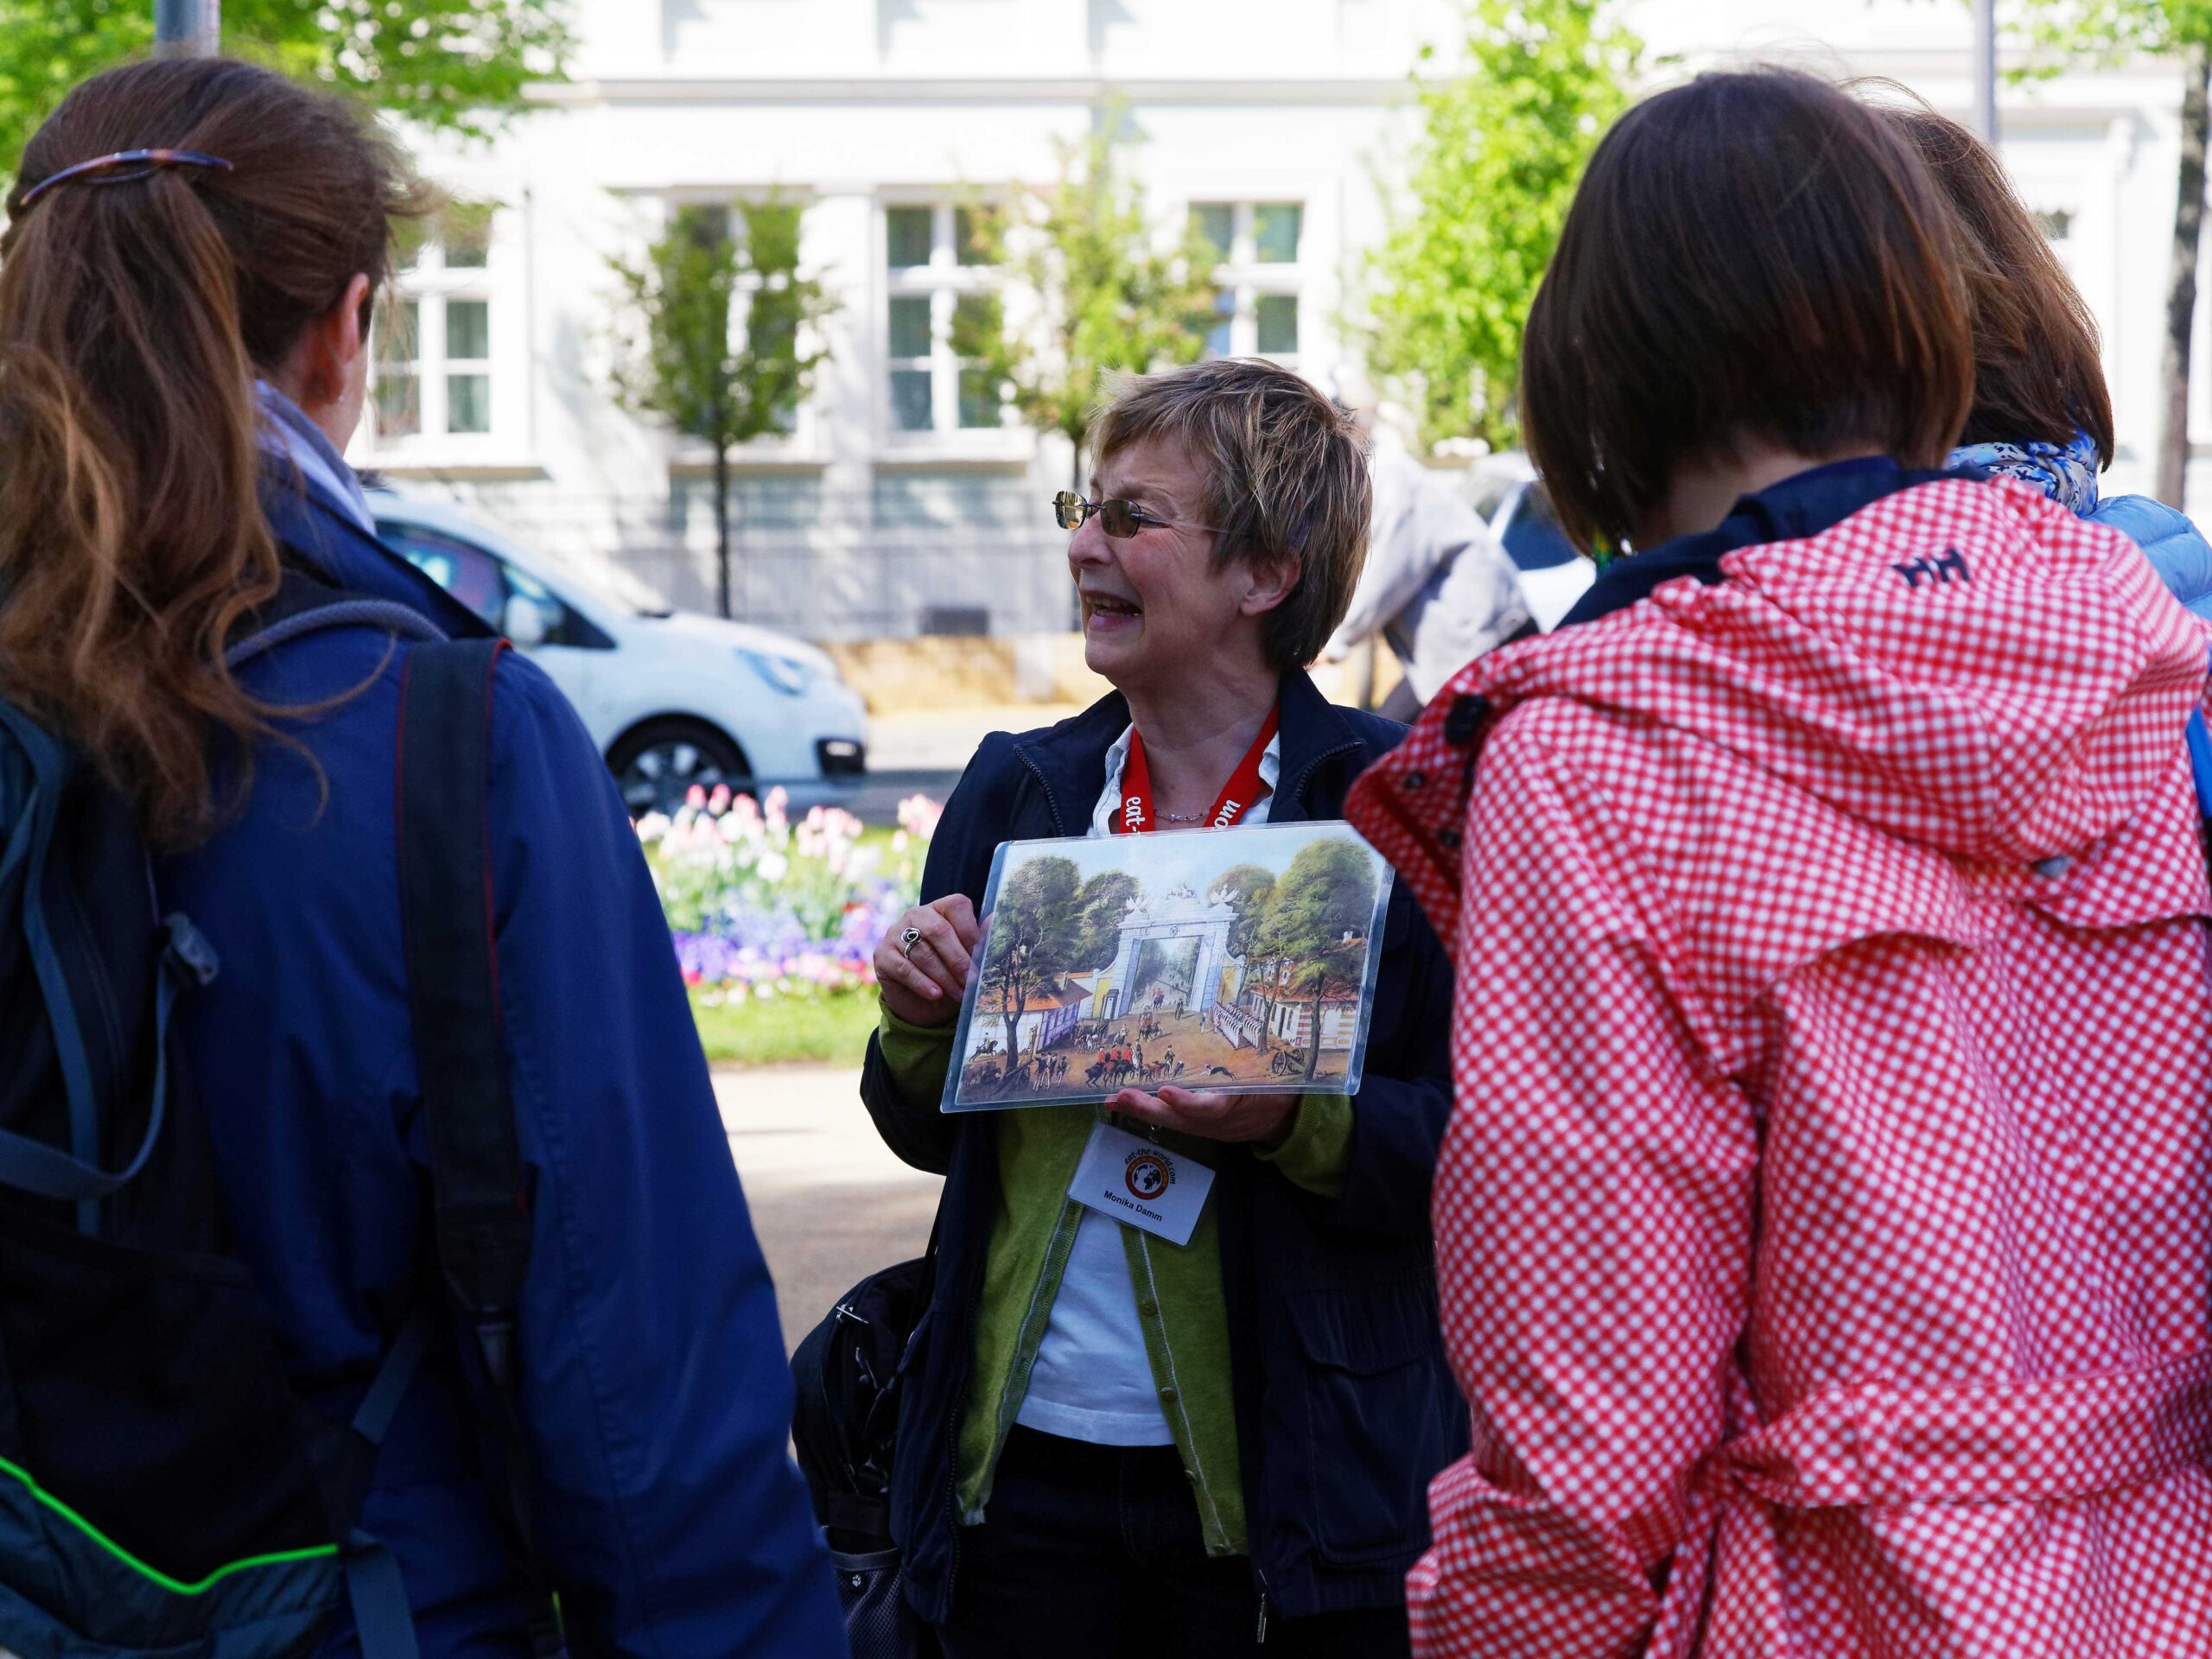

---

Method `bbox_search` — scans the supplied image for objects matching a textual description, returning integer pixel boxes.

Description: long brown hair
[0,58,423,843]
[1520,69,1974,555]
[1871,92,2116,467]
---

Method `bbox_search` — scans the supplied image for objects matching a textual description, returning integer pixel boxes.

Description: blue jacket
[2091,494,2212,620]
[858,670,1466,1624]
[156,477,843,1657]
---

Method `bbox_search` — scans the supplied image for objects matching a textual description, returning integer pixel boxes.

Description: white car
[1464,453,1594,632]
[366,489,868,816]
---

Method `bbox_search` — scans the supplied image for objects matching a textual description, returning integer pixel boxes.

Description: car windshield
[379,505,672,618]
[529,549,671,617]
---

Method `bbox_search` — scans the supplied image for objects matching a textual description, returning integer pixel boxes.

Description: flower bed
[639,785,941,1060]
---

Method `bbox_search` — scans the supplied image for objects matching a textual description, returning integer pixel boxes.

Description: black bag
[791,1248,940,1659]
[0,588,562,1659]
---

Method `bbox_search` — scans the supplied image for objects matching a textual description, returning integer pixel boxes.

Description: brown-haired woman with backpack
[0,57,840,1656]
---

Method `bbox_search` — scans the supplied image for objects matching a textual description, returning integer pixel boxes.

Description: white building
[356,0,2212,639]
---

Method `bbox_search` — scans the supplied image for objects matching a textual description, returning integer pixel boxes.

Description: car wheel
[607,719,753,817]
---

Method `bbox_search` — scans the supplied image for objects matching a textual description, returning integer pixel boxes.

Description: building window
[2035,207,2075,244]
[374,203,499,443]
[1191,200,1303,365]
[884,203,1004,434]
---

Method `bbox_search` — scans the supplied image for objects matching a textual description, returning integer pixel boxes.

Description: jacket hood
[1351,476,2209,931]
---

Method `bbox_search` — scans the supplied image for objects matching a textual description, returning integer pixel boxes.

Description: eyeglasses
[1052,491,1233,540]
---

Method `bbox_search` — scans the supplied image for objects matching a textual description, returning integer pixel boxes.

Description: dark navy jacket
[156,477,843,1657]
[1559,455,2210,631]
[1559,456,1971,629]
[858,669,1466,1624]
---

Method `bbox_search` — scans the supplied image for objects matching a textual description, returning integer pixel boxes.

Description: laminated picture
[940,821,1395,1113]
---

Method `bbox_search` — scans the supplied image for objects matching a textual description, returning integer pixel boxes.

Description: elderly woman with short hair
[863,358,1463,1659]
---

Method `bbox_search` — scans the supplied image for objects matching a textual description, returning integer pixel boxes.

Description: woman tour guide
[866,358,1465,1657]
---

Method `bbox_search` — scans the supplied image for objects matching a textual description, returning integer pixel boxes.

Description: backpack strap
[393,639,566,1659]
[227,570,445,671]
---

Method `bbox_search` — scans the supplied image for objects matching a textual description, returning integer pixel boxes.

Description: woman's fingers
[873,903,973,1022]
[937,892,982,952]
[909,905,973,985]
[874,943,952,1008]
[1110,1088,1173,1124]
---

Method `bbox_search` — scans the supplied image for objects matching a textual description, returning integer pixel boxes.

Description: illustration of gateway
[1084,882,1230,1023]
[1082,880,1357,1058]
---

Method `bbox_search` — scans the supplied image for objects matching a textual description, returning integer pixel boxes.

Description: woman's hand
[875,895,982,1027]
[1109,1085,1298,1146]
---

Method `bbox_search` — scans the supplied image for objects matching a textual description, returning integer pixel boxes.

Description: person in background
[1347,69,2212,1656]
[0,58,840,1655]
[1322,405,1533,720]
[865,358,1462,1658]
[1873,93,2212,618]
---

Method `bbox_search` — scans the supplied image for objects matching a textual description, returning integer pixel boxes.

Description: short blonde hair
[1090,359,1370,671]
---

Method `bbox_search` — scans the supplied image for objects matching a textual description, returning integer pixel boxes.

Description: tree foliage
[1069,870,1142,972]
[966,118,1220,489]
[605,200,832,617]
[980,855,1086,1058]
[1249,838,1378,1080]
[2008,0,2212,63]
[0,0,575,175]
[1361,0,1639,451]
[1208,862,1279,963]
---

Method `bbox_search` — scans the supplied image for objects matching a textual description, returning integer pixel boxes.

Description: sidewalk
[715,1063,942,1353]
[867,702,1086,772]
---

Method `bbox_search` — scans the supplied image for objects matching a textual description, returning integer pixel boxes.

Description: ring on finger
[899,925,923,958]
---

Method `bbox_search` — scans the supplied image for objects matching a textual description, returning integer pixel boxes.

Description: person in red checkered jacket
[1344,67,2212,1659]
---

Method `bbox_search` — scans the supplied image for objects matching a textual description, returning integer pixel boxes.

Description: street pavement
[781,703,1089,823]
[715,1063,943,1354]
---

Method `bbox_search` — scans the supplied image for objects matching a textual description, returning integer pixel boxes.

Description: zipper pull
[1255,1585,1269,1645]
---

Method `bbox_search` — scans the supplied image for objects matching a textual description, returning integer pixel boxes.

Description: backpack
[0,580,562,1659]
[790,1245,939,1659]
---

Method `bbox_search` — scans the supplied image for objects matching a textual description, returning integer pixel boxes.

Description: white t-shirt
[1013,722,1281,1446]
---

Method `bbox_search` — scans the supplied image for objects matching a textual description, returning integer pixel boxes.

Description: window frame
[880,200,1010,444]
[370,213,504,451]
[1191,199,1305,366]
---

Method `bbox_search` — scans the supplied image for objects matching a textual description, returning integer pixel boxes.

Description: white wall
[359,0,2212,636]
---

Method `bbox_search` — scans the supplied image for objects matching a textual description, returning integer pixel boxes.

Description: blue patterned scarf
[1947,430,2101,516]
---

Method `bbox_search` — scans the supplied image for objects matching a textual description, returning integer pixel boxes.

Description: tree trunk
[712,441,734,619]
[2158,42,2212,508]
[1303,991,1324,1082]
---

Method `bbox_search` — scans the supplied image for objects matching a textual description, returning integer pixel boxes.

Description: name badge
[1068,1120,1216,1248]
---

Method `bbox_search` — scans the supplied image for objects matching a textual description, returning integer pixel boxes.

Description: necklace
[1114,707,1280,836]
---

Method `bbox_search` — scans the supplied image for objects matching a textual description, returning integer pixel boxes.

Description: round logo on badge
[1124,1150,1173,1202]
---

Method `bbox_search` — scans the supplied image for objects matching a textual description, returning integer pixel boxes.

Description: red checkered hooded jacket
[1344,476,2212,1657]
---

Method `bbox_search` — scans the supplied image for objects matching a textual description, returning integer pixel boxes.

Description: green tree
[1208,861,1280,1044]
[1249,838,1378,1082]
[606,200,832,619]
[2010,1,2212,504]
[1360,0,1639,451]
[0,0,575,175]
[1069,870,1143,972]
[965,119,1221,493]
[980,855,1085,1064]
[1209,863,1278,961]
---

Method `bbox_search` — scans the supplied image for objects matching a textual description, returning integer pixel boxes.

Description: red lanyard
[1111,707,1279,834]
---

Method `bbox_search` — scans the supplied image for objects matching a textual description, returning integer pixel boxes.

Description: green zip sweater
[876,1001,1351,1555]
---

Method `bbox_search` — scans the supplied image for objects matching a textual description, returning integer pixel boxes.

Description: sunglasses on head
[1052,491,1234,540]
